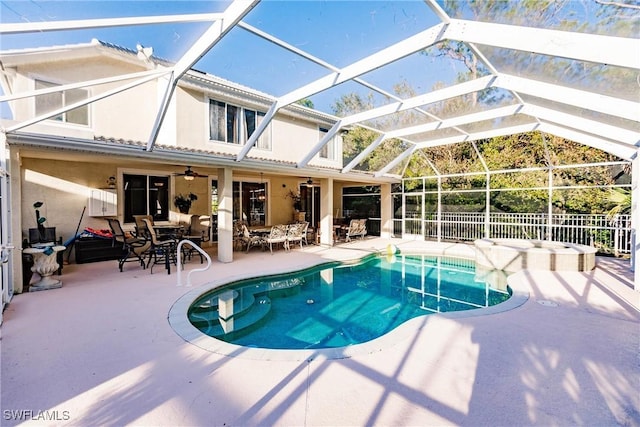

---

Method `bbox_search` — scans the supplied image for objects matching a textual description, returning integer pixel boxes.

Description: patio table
[249,227,271,236]
[153,224,184,239]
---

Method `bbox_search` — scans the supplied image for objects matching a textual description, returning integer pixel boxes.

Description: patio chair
[191,215,211,243]
[142,218,179,274]
[242,224,265,253]
[233,221,246,251]
[345,219,367,242]
[301,221,311,245]
[264,224,287,254]
[107,218,149,272]
[286,222,306,250]
[133,215,153,238]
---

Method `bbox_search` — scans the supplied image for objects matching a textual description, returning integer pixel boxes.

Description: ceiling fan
[175,166,206,181]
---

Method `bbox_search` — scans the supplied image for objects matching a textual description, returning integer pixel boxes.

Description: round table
[23,245,66,291]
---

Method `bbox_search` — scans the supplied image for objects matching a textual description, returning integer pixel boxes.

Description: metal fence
[394,213,632,255]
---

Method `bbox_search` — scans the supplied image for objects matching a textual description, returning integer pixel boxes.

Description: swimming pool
[186,254,511,350]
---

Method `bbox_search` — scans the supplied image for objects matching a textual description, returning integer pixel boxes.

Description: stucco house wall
[20,156,119,246]
[174,82,341,169]
[2,41,391,294]
[5,42,345,169]
[11,56,158,143]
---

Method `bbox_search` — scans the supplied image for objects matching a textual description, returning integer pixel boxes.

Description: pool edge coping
[167,249,530,362]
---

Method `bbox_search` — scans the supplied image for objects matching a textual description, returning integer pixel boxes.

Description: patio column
[319,178,334,246]
[632,152,639,291]
[380,183,392,238]
[217,167,233,263]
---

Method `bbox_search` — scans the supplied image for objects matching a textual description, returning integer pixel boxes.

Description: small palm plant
[606,188,631,221]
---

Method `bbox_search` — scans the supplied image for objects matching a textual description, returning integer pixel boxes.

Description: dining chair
[345,219,367,242]
[242,224,264,253]
[190,215,211,243]
[233,221,246,251]
[300,221,310,245]
[142,218,179,274]
[264,224,287,254]
[107,218,149,272]
[286,222,305,250]
[133,215,153,238]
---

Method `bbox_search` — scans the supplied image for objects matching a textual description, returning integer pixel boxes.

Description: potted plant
[285,189,302,211]
[174,193,197,214]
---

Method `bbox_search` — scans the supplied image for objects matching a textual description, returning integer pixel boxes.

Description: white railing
[177,239,212,287]
[395,213,632,255]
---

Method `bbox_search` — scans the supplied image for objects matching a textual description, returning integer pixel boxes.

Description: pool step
[190,287,262,320]
[188,277,305,338]
[189,295,272,338]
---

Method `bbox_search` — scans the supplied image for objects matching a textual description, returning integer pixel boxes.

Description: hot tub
[474,238,596,272]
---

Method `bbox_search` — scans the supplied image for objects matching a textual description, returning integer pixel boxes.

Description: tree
[427,1,637,103]
[331,0,632,214]
[606,188,631,219]
[296,98,314,109]
[334,90,411,174]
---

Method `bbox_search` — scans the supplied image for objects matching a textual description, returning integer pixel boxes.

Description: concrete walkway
[1,239,638,426]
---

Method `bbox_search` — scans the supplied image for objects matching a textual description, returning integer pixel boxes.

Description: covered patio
[1,238,638,425]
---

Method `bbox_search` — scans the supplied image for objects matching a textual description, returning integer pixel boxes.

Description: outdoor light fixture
[178,166,201,181]
[306,178,313,187]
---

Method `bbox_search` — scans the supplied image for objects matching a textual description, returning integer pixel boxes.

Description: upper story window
[209,99,271,149]
[35,80,89,125]
[319,127,338,160]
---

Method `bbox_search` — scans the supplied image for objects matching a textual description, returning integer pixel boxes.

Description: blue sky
[1,1,452,114]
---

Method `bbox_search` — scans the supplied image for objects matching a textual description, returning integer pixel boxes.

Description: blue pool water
[188,254,510,349]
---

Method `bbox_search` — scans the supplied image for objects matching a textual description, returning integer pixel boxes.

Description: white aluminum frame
[0,0,638,286]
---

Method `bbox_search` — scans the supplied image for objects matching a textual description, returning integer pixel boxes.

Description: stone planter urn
[23,245,65,291]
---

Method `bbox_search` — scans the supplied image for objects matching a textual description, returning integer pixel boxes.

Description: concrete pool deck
[1,238,638,426]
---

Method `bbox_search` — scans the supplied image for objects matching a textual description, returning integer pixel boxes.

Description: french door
[1,132,14,321]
